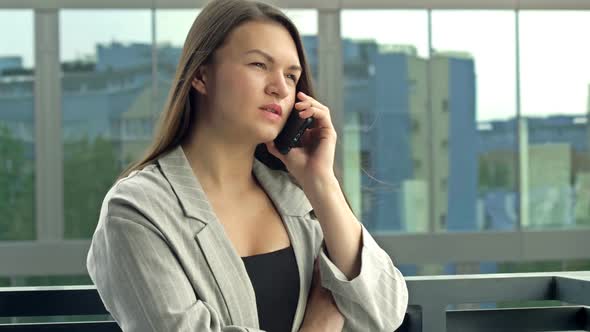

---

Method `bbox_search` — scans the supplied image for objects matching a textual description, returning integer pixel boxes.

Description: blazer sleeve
[87,199,265,332]
[316,223,408,332]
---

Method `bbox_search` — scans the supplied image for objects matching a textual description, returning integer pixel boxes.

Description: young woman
[86,0,408,331]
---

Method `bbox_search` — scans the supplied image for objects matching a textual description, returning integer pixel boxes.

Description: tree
[63,135,119,239]
[0,124,34,240]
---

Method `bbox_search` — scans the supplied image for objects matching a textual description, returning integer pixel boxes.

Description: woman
[86,0,408,331]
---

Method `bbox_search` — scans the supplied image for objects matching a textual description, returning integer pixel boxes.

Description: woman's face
[195,20,302,145]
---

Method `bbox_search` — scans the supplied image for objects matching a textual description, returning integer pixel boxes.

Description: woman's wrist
[301,173,340,202]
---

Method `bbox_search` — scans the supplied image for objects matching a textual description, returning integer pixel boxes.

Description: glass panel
[0,10,35,240]
[432,11,517,232]
[60,10,152,239]
[283,9,318,80]
[520,11,590,229]
[342,11,429,58]
[341,11,429,233]
[155,9,200,113]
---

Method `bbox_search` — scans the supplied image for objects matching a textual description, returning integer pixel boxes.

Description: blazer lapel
[194,219,260,327]
[252,159,317,332]
[251,158,313,217]
[157,146,259,327]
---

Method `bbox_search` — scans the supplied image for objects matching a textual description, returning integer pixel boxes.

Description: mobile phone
[274,109,314,155]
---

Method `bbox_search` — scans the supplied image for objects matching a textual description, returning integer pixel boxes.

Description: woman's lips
[260,103,283,116]
[260,107,282,121]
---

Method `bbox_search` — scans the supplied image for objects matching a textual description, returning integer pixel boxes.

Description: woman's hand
[299,259,345,332]
[265,91,338,188]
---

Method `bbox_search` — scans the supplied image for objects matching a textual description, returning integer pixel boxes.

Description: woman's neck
[181,129,259,197]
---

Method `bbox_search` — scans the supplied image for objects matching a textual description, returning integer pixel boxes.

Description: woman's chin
[254,128,280,144]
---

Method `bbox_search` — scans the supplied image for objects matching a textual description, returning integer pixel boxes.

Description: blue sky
[1,9,589,122]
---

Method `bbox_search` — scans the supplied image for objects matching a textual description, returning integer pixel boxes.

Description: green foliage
[0,122,120,240]
[0,124,34,240]
[16,274,92,286]
[64,136,119,239]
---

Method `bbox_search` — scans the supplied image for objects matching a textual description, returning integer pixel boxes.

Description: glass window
[342,11,429,58]
[283,9,318,79]
[60,10,152,239]
[432,11,517,232]
[0,10,35,241]
[155,9,200,107]
[519,11,590,229]
[341,11,429,234]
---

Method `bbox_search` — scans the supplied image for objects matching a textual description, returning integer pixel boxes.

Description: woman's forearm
[302,175,363,280]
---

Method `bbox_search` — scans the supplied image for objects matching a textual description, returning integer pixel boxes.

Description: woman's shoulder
[111,163,170,197]
[101,163,176,221]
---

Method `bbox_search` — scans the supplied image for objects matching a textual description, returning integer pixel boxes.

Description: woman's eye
[287,74,298,82]
[251,62,266,69]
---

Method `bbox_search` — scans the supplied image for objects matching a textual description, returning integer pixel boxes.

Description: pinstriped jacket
[86,145,408,332]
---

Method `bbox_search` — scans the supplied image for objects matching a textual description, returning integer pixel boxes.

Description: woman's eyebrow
[243,49,302,72]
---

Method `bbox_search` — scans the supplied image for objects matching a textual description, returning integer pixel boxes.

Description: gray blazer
[87,146,408,332]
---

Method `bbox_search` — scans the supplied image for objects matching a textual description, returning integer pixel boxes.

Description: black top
[241,246,300,332]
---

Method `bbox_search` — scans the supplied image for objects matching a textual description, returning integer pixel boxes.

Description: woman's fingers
[294,91,328,110]
[297,106,325,121]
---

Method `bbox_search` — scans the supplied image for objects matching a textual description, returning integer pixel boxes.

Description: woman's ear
[191,66,208,95]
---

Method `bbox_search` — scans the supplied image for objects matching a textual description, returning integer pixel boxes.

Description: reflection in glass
[428,11,517,277]
[156,10,200,101]
[341,11,429,234]
[520,11,590,229]
[284,9,318,81]
[431,11,517,234]
[60,10,152,238]
[0,10,35,240]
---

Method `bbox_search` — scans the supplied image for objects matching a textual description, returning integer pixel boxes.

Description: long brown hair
[118,0,315,180]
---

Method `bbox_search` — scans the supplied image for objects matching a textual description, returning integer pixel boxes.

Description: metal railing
[1,271,589,331]
[405,271,590,331]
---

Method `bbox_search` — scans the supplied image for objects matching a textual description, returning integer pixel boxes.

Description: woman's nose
[265,72,289,99]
